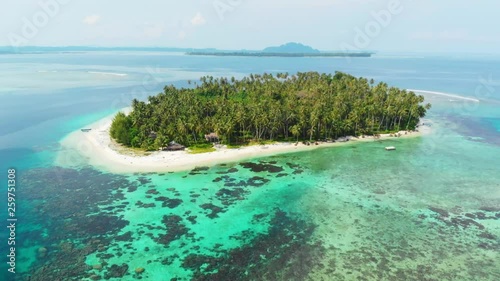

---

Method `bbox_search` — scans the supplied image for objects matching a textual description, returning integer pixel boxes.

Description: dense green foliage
[110,72,430,150]
[110,112,135,146]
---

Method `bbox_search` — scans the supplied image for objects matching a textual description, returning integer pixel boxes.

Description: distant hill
[263,42,320,54]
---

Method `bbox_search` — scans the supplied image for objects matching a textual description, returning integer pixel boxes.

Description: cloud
[83,15,100,25]
[191,12,206,26]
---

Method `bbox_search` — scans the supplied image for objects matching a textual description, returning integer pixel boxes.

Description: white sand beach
[55,110,426,174]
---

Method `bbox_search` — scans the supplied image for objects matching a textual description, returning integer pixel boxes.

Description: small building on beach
[163,141,185,151]
[205,132,219,143]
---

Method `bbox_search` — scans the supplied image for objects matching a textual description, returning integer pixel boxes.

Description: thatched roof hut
[162,141,185,151]
[205,132,219,143]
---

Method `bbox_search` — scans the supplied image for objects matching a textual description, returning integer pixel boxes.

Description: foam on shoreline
[408,89,480,102]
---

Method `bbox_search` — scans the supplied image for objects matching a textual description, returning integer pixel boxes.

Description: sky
[1,0,499,53]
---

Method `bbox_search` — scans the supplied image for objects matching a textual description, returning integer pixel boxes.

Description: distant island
[0,44,372,57]
[262,42,320,53]
[186,42,373,58]
[110,72,430,151]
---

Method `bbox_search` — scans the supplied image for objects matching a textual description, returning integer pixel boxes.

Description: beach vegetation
[188,144,217,154]
[110,72,431,149]
[110,112,133,145]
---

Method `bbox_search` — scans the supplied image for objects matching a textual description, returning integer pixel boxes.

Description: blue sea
[0,51,499,280]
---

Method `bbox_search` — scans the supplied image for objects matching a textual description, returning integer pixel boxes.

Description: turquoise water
[0,52,499,280]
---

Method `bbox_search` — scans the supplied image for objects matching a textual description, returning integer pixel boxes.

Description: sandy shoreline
[55,110,427,173]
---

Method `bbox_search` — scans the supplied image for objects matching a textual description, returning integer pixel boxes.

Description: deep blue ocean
[0,52,499,280]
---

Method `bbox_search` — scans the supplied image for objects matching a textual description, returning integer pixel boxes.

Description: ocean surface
[0,51,499,280]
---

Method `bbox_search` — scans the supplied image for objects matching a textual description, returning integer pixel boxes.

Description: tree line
[110,71,430,150]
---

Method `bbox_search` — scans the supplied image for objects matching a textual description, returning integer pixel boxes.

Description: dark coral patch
[478,232,496,240]
[449,217,485,230]
[115,231,133,242]
[428,207,449,218]
[189,166,210,175]
[72,215,129,237]
[216,188,249,206]
[240,162,284,173]
[104,264,129,279]
[137,177,152,185]
[200,203,225,219]
[214,175,240,183]
[136,201,156,208]
[146,189,160,195]
[156,215,190,247]
[224,180,248,187]
[251,213,267,223]
[187,216,198,224]
[464,213,476,219]
[247,176,270,187]
[216,167,239,174]
[219,175,270,188]
[479,206,500,212]
[155,196,183,209]
[286,162,304,174]
[213,177,225,183]
[182,209,324,281]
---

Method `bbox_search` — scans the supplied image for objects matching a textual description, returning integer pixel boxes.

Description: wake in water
[408,89,480,102]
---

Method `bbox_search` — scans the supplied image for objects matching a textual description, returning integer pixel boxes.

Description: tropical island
[110,71,430,152]
[56,71,431,173]
[187,42,373,57]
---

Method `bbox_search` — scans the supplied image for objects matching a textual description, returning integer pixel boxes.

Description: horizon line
[1,46,499,56]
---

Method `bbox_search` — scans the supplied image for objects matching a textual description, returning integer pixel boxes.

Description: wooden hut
[164,141,185,151]
[205,133,219,143]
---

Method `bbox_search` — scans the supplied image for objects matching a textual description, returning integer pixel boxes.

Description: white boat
[385,146,396,151]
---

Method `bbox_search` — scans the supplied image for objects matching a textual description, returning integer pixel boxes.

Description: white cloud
[83,15,101,25]
[190,12,206,26]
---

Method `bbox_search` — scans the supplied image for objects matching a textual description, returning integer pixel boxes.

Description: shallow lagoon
[1,52,499,280]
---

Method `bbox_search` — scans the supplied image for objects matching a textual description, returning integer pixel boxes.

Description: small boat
[81,128,92,132]
[385,146,396,151]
